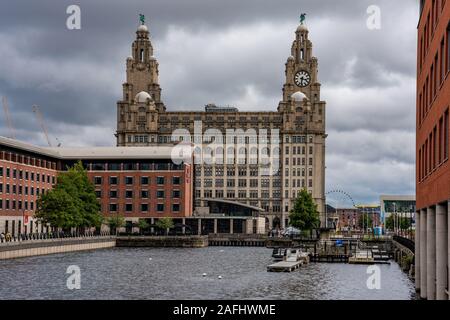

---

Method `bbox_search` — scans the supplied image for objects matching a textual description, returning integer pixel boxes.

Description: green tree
[288,189,320,234]
[35,161,102,231]
[138,219,149,234]
[105,215,125,235]
[156,217,174,235]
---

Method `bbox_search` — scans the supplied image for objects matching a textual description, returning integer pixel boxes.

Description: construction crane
[32,105,52,147]
[2,96,16,139]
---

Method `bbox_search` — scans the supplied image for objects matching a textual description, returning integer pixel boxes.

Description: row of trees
[106,215,175,235]
[35,161,321,235]
[35,161,175,234]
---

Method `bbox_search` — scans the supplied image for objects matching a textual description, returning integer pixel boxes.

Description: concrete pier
[0,236,116,260]
[415,210,420,292]
[426,207,436,300]
[420,209,427,299]
[436,204,448,300]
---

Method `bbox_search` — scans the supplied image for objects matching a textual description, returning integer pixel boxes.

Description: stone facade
[116,22,327,229]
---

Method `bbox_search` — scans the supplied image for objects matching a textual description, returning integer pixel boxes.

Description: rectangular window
[156,190,165,198]
[172,190,181,198]
[94,176,102,185]
[125,204,133,212]
[125,176,133,185]
[95,190,102,198]
[441,38,445,84]
[157,176,165,185]
[109,204,118,212]
[445,109,449,159]
[141,204,148,212]
[110,190,118,198]
[172,204,180,212]
[172,176,181,185]
[141,176,149,185]
[0,167,3,177]
[109,176,118,185]
[141,190,149,198]
[447,23,450,73]
[125,190,133,199]
[157,204,164,212]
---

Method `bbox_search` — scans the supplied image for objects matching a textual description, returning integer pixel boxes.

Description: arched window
[140,49,144,62]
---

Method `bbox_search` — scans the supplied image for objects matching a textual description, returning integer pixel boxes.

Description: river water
[0,247,415,300]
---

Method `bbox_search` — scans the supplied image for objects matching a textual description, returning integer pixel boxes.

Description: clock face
[294,70,311,87]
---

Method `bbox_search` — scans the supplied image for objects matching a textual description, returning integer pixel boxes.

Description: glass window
[125,204,133,212]
[141,176,149,185]
[157,176,165,185]
[157,204,164,212]
[172,204,180,212]
[125,176,133,185]
[156,190,165,198]
[109,176,118,185]
[141,204,148,212]
[173,190,181,198]
[110,190,118,198]
[125,190,133,198]
[141,190,149,198]
[94,176,102,185]
[172,176,181,185]
[109,204,118,212]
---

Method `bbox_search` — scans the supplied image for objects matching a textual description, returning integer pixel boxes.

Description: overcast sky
[0,0,418,206]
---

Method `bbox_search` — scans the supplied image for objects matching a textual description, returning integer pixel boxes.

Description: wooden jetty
[267,249,309,272]
[267,260,303,272]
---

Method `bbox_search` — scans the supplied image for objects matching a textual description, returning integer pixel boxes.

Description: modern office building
[0,136,265,235]
[0,136,194,234]
[415,0,450,300]
[116,20,327,229]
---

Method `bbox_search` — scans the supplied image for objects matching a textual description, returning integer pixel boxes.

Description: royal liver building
[116,18,327,229]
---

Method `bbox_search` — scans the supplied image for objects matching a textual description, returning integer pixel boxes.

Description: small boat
[272,248,287,261]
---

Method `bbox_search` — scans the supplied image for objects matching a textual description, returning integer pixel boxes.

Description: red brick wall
[0,154,57,218]
[416,0,450,209]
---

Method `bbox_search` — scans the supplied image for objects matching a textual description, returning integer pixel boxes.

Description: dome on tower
[297,24,308,32]
[135,91,152,103]
[137,24,148,32]
[291,91,308,101]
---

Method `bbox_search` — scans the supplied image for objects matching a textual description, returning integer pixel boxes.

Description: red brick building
[0,137,193,235]
[415,0,450,300]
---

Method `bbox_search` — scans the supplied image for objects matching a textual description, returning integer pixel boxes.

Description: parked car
[282,227,301,237]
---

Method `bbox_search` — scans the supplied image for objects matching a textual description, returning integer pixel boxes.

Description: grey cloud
[0,0,419,203]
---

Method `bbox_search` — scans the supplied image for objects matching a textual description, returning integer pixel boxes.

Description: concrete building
[380,195,416,232]
[415,0,450,300]
[116,20,327,230]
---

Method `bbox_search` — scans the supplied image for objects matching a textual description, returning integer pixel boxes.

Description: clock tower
[278,17,327,228]
[116,19,165,146]
[278,19,322,111]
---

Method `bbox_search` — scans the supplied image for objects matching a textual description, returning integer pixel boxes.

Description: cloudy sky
[0,0,418,206]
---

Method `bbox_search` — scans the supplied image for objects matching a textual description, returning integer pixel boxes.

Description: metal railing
[0,231,112,244]
[393,235,415,252]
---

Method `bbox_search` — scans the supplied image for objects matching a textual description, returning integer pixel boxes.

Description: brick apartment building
[415,0,450,300]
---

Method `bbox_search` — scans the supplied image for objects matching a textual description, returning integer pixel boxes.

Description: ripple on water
[0,247,415,300]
